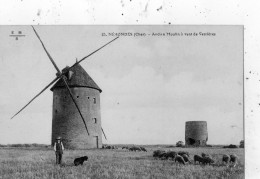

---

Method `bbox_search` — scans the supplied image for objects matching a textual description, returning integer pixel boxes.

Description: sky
[0,25,243,145]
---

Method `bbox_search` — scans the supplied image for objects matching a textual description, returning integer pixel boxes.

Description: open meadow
[0,146,244,179]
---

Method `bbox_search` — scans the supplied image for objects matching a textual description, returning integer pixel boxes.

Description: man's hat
[56,136,61,140]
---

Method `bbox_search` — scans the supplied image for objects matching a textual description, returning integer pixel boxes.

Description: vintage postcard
[0,25,244,178]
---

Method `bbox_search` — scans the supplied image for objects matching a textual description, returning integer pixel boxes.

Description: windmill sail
[11,76,59,119]
[12,26,116,146]
[32,26,60,73]
[101,127,107,140]
[29,26,91,135]
[70,36,119,68]
[60,76,90,135]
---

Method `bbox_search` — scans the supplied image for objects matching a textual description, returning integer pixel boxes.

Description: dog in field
[74,156,88,166]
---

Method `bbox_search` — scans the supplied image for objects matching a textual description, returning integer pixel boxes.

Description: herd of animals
[73,146,239,167]
[101,145,239,167]
[152,150,239,167]
[102,145,147,152]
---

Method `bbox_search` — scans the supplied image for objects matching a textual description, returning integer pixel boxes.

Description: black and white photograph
[0,25,244,178]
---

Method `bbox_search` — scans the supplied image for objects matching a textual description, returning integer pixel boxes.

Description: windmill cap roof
[50,63,102,92]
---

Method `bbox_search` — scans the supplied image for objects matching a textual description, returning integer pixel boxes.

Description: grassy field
[0,146,244,179]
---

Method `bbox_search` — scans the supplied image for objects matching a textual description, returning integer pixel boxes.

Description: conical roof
[50,63,102,92]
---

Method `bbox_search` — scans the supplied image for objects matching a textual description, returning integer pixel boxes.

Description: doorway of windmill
[93,136,98,148]
[188,138,196,145]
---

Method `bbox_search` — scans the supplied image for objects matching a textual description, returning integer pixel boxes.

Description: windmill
[11,26,119,149]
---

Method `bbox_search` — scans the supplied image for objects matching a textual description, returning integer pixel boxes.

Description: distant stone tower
[50,64,102,149]
[185,121,208,147]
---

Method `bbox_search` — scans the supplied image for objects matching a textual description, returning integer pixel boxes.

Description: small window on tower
[93,118,97,123]
[93,97,96,104]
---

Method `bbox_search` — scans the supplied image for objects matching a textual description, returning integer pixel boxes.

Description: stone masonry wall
[51,87,102,149]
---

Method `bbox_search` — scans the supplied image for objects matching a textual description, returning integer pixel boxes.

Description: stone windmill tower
[11,26,118,149]
[50,64,103,149]
[185,121,208,147]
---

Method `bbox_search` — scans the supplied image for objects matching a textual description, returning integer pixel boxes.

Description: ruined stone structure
[50,64,102,149]
[185,121,208,147]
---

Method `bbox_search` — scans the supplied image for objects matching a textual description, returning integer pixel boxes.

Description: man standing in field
[54,136,64,165]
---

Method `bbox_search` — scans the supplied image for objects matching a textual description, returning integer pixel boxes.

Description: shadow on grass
[53,162,75,168]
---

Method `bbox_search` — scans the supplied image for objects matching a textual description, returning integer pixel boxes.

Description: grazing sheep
[129,146,142,152]
[182,154,191,163]
[128,147,134,151]
[174,154,185,165]
[153,150,161,157]
[201,153,212,158]
[230,154,238,167]
[102,145,119,149]
[153,150,165,158]
[165,151,176,160]
[201,152,211,157]
[102,145,109,149]
[136,147,142,151]
[140,147,147,152]
[158,152,167,159]
[112,146,118,149]
[222,154,230,164]
[152,150,167,159]
[178,151,190,157]
[74,156,88,166]
[105,145,112,149]
[194,155,204,164]
[202,157,215,165]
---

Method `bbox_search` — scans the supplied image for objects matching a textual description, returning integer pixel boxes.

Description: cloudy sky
[0,25,243,145]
